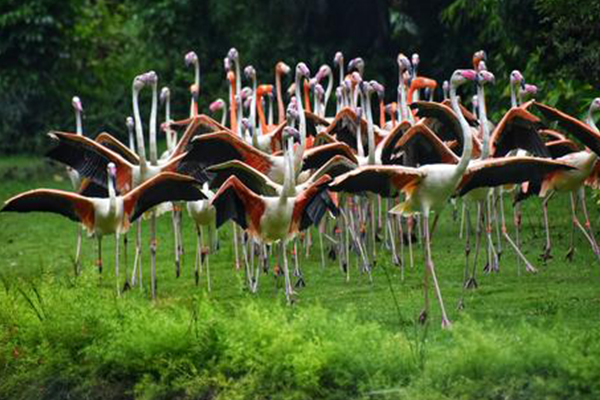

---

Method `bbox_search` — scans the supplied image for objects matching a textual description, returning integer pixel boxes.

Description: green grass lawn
[1,158,600,399]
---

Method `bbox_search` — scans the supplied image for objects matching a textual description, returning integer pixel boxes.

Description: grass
[1,158,600,399]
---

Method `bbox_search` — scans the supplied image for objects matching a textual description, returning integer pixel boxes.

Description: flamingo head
[244,65,256,81]
[591,98,600,113]
[397,53,411,74]
[143,71,158,86]
[71,96,83,113]
[411,53,420,75]
[257,84,273,97]
[286,100,299,122]
[296,62,310,79]
[228,48,239,62]
[477,70,495,86]
[334,51,344,67]
[209,99,225,113]
[283,126,301,143]
[510,70,525,89]
[227,70,235,84]
[370,81,385,100]
[241,118,252,133]
[126,116,134,132]
[107,162,117,187]
[160,87,170,105]
[190,84,199,103]
[223,57,231,72]
[472,50,486,71]
[277,61,291,75]
[316,65,331,82]
[314,83,325,100]
[451,69,477,87]
[523,83,538,96]
[348,57,364,74]
[335,86,343,100]
[443,80,449,93]
[132,74,145,92]
[359,80,372,97]
[351,71,362,86]
[185,51,198,67]
[240,87,252,102]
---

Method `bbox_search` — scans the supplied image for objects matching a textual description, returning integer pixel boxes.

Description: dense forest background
[1,0,599,154]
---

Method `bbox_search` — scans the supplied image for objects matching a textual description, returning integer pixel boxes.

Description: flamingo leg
[407,216,415,271]
[499,190,536,273]
[573,190,600,263]
[201,225,211,292]
[469,202,483,287]
[115,232,120,296]
[397,215,405,281]
[75,224,82,275]
[494,188,503,262]
[422,213,451,328]
[233,225,241,270]
[566,194,576,261]
[194,223,201,286]
[280,240,293,303]
[131,220,143,288]
[97,235,103,274]
[459,201,466,239]
[541,191,555,261]
[484,195,499,273]
[319,220,326,269]
[150,213,157,300]
[460,201,472,295]
[172,206,180,278]
[514,202,523,271]
[123,234,130,291]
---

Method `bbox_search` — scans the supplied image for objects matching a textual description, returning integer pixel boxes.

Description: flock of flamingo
[3,48,600,327]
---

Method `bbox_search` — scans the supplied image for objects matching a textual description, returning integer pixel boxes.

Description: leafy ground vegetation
[1,158,600,400]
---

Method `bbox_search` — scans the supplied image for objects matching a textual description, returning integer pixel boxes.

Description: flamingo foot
[295,277,306,288]
[540,246,552,262]
[441,317,452,329]
[456,299,465,311]
[565,247,575,262]
[418,309,428,325]
[525,263,538,273]
[464,277,478,290]
[122,280,131,293]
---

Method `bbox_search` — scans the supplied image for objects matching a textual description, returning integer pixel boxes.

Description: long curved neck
[379,99,385,129]
[221,103,228,126]
[229,77,238,133]
[324,72,333,116]
[267,95,273,126]
[398,78,409,123]
[107,174,116,212]
[303,81,312,113]
[165,97,173,151]
[250,77,259,136]
[75,109,82,135]
[294,73,307,153]
[477,83,490,159]
[276,69,285,124]
[149,82,158,165]
[257,92,268,133]
[337,61,344,87]
[450,84,472,179]
[280,138,294,203]
[132,88,148,173]
[234,60,243,137]
[510,81,518,108]
[127,126,135,152]
[356,113,365,158]
[364,94,376,164]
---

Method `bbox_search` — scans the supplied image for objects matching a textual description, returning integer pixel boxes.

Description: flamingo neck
[356,113,365,159]
[165,99,173,152]
[235,60,243,137]
[107,175,117,212]
[294,74,307,153]
[450,85,473,178]
[398,77,410,123]
[149,82,158,166]
[510,81,518,108]
[75,110,82,136]
[128,128,135,152]
[132,88,148,173]
[229,78,238,133]
[268,95,273,126]
[477,83,490,159]
[221,103,228,126]
[338,62,344,87]
[281,138,294,202]
[303,81,312,113]
[364,94,376,164]
[586,106,599,132]
[256,92,268,133]
[379,99,385,129]
[250,78,259,136]
[276,69,285,124]
[324,71,333,116]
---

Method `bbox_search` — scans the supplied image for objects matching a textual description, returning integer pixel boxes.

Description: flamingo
[210,131,337,302]
[186,184,216,290]
[209,99,227,126]
[531,100,600,263]
[1,164,205,295]
[185,51,200,117]
[330,69,480,327]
